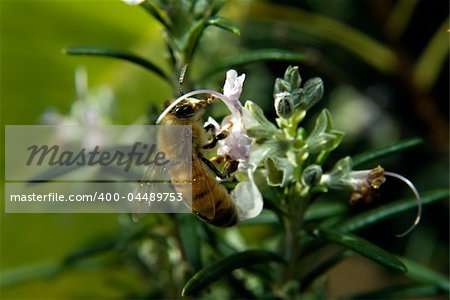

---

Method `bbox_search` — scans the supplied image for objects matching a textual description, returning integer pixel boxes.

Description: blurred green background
[1,0,448,299]
[1,1,173,298]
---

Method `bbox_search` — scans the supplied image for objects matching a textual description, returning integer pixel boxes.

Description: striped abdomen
[170,155,238,227]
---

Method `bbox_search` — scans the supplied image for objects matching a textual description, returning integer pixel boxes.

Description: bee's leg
[210,155,225,164]
[202,131,228,149]
[223,159,239,179]
[209,155,239,180]
[203,123,218,148]
[202,129,229,149]
[200,156,226,179]
[203,123,216,135]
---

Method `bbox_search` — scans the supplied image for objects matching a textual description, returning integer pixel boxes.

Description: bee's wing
[189,157,216,220]
[133,155,218,222]
[131,162,176,221]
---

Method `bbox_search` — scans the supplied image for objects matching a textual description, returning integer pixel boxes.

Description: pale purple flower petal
[232,165,263,220]
[224,70,245,101]
[213,70,254,162]
[217,117,251,161]
[222,70,245,113]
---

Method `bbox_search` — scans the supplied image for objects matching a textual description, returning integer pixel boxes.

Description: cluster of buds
[274,66,323,120]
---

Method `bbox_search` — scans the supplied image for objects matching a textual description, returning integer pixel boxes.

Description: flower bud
[284,65,302,89]
[290,88,304,107]
[274,92,294,118]
[274,78,291,95]
[302,164,323,186]
[297,78,324,111]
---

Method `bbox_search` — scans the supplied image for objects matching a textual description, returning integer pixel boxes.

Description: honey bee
[141,97,239,227]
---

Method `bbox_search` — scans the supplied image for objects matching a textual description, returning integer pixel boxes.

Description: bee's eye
[173,104,195,118]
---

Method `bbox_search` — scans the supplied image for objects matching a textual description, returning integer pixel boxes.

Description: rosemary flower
[320,157,422,237]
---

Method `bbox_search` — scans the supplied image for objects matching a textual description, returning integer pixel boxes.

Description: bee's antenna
[179,64,188,95]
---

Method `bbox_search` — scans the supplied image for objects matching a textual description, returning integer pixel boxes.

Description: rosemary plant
[4,1,446,299]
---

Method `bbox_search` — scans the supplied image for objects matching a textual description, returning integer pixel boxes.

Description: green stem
[164,32,193,95]
[283,184,310,283]
[283,216,300,281]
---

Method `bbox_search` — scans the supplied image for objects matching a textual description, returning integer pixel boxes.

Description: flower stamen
[384,171,422,238]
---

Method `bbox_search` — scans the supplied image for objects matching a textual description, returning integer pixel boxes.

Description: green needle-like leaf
[140,1,171,30]
[386,0,420,40]
[199,49,310,82]
[63,47,171,82]
[414,17,450,91]
[177,215,202,273]
[182,18,208,64]
[400,257,450,292]
[352,138,423,168]
[336,189,449,233]
[301,189,448,258]
[250,2,398,74]
[304,201,347,223]
[63,239,117,266]
[312,228,407,273]
[207,16,240,36]
[182,250,284,296]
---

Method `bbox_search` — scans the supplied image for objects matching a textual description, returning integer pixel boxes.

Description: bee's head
[169,98,206,120]
[157,96,212,124]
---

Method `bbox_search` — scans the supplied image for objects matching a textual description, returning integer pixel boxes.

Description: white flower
[319,157,387,204]
[121,0,145,5]
[231,163,263,219]
[222,70,245,113]
[320,157,421,237]
[216,70,262,219]
[216,115,251,161]
[216,70,255,162]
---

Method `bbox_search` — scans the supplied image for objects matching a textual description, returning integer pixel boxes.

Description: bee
[141,97,239,227]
